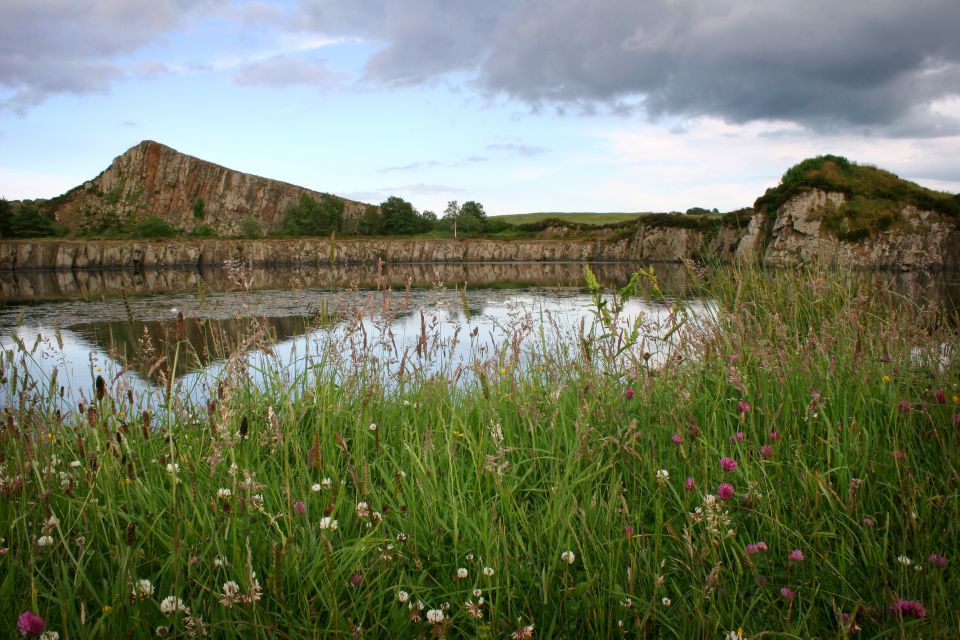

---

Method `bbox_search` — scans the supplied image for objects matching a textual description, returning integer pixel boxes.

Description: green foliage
[280,194,344,236]
[3,200,68,238]
[132,216,178,238]
[188,224,217,238]
[379,196,431,235]
[237,216,263,238]
[0,198,11,237]
[192,197,205,219]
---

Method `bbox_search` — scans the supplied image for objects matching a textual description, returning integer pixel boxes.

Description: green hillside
[493,212,648,226]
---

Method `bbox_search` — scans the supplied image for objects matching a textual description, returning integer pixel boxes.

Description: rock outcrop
[762,190,960,270]
[53,140,368,235]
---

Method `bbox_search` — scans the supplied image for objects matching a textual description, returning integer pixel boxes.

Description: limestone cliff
[761,190,960,269]
[52,140,369,235]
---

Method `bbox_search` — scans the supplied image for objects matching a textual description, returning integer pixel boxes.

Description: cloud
[296,0,960,134]
[0,0,225,111]
[486,143,546,157]
[233,55,346,88]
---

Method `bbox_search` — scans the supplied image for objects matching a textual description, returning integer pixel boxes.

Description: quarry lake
[2,261,959,410]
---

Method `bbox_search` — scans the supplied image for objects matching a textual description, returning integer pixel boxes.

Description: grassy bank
[1,267,959,638]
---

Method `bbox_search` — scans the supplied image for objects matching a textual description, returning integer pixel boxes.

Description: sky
[1,0,959,216]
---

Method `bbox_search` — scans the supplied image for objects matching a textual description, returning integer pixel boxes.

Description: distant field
[493,211,649,225]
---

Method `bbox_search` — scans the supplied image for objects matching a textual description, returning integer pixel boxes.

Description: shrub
[133,216,177,238]
[238,216,263,238]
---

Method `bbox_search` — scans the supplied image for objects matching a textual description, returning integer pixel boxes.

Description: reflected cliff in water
[0,261,697,302]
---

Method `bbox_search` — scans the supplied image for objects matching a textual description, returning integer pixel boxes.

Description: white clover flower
[37,535,54,547]
[472,588,482,597]
[482,566,494,576]
[356,502,370,517]
[155,627,168,637]
[213,555,228,568]
[368,423,378,431]
[217,488,232,499]
[397,590,410,603]
[560,550,575,564]
[656,469,669,481]
[222,581,240,597]
[39,632,60,640]
[159,595,187,615]
[456,567,468,579]
[166,463,179,474]
[661,597,671,606]
[319,517,338,530]
[47,514,59,527]
[321,477,332,488]
[426,609,445,624]
[133,578,155,598]
[310,483,322,492]
[69,460,82,468]
[620,597,633,608]
[897,555,913,566]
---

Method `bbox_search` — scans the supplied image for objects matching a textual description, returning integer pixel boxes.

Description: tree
[7,201,63,238]
[192,197,205,219]
[281,194,343,236]
[352,205,384,235]
[458,200,486,233]
[380,196,429,235]
[0,198,11,238]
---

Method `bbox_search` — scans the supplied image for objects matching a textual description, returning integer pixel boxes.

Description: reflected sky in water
[0,273,698,410]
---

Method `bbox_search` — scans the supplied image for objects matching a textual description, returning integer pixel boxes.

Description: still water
[2,262,958,410]
[0,262,696,410]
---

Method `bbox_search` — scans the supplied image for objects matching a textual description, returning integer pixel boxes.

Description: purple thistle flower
[780,587,795,602]
[863,517,875,527]
[934,389,947,404]
[717,483,735,500]
[294,500,306,515]
[349,572,364,588]
[684,477,695,492]
[928,554,947,568]
[897,399,911,415]
[720,457,738,472]
[737,400,751,415]
[17,611,45,636]
[768,431,779,441]
[890,599,926,618]
[671,434,682,445]
[625,386,635,400]
[788,549,805,562]
[760,444,774,459]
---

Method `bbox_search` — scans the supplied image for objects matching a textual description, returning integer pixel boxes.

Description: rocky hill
[48,140,369,236]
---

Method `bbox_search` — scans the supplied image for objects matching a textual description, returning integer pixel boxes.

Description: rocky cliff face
[761,190,960,269]
[54,140,368,235]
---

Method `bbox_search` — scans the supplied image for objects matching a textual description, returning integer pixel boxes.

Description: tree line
[0,194,511,239]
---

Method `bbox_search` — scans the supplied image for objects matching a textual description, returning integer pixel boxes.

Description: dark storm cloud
[298,0,960,133]
[0,0,224,112]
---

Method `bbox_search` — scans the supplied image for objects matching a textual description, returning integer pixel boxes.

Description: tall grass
[1,266,958,638]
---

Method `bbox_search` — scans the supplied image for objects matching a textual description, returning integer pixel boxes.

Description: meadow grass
[1,266,959,639]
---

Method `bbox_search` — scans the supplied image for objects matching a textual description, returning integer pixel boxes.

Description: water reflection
[1,286,690,410]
